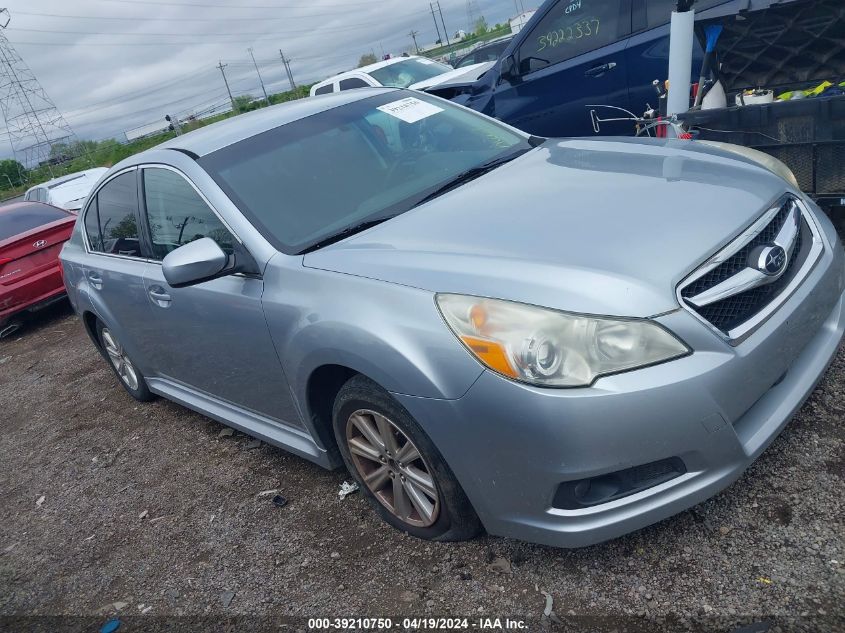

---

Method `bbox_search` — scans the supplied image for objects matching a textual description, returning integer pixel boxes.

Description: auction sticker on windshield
[377,97,443,123]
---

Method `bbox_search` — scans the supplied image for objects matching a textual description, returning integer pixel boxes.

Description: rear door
[81,169,158,366]
[490,0,633,137]
[0,204,73,316]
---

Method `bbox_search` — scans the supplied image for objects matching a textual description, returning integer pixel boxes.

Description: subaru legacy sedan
[60,88,845,547]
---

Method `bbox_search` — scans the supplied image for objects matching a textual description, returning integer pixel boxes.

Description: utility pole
[248,47,270,106]
[279,50,296,91]
[436,1,451,47]
[408,30,420,54]
[216,60,236,112]
[429,3,442,45]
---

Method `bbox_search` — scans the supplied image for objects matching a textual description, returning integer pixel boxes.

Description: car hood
[304,137,793,317]
[409,62,493,90]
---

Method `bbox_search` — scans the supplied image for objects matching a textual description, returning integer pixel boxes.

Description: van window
[314,84,334,95]
[518,0,627,74]
[339,77,371,90]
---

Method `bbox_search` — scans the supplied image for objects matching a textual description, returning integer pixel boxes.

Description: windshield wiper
[301,216,394,253]
[412,149,528,207]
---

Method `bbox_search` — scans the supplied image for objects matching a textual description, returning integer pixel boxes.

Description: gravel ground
[1,224,844,633]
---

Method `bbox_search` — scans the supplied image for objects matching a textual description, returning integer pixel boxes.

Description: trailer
[675,0,845,213]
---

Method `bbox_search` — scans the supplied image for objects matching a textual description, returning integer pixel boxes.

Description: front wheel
[333,375,481,541]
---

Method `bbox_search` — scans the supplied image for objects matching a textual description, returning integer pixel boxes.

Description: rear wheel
[96,320,154,402]
[333,375,481,541]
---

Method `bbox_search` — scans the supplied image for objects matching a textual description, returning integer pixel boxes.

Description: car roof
[314,56,446,88]
[353,55,435,74]
[28,167,109,191]
[48,167,109,189]
[153,87,396,158]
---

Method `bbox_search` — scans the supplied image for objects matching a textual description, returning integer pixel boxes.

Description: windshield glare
[367,59,454,88]
[200,92,529,254]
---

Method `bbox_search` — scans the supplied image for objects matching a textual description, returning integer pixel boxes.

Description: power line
[6,18,427,47]
[10,7,430,22]
[7,18,419,38]
[94,0,386,9]
[61,66,215,117]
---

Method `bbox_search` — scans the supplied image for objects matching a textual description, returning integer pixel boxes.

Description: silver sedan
[60,88,845,547]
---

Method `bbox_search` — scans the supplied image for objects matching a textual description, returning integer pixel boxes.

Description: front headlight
[436,294,689,387]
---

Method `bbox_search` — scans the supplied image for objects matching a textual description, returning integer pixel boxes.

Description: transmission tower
[465,0,481,33]
[0,8,83,174]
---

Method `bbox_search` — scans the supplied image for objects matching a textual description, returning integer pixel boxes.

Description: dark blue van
[432,0,732,137]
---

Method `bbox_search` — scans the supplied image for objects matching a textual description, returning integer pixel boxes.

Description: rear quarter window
[314,84,334,95]
[0,204,69,241]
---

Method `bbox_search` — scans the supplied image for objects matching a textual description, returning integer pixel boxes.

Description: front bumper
[394,217,845,548]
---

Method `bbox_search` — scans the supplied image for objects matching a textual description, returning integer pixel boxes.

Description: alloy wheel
[345,409,440,527]
[101,327,140,391]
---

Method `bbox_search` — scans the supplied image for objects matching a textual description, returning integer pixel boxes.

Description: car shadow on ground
[0,298,74,341]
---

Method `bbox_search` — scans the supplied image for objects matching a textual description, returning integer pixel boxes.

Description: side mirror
[162,237,229,288]
[499,54,518,82]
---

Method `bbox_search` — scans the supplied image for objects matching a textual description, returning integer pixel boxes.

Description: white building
[509,10,536,34]
[124,120,170,142]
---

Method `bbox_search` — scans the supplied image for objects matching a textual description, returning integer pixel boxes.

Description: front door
[137,166,300,426]
[490,0,633,137]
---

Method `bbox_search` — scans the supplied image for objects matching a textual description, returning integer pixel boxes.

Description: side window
[86,171,142,257]
[37,188,48,203]
[314,84,334,95]
[142,168,235,260]
[339,77,370,91]
[518,0,626,73]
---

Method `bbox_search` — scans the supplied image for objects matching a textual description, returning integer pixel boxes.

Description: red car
[0,201,76,338]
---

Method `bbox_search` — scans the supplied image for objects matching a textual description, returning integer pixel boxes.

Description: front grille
[679,195,818,338]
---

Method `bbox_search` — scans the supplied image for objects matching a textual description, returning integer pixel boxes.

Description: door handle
[87,271,103,290]
[585,62,617,77]
[148,286,172,307]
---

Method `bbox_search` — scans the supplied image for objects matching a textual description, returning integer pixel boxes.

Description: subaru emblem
[754,245,788,276]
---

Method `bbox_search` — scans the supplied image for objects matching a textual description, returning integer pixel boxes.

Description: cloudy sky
[0,0,525,158]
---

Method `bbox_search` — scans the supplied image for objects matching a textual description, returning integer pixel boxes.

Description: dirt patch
[0,301,843,631]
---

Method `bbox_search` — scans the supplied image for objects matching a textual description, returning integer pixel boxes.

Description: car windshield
[367,59,453,88]
[0,204,68,241]
[199,91,531,254]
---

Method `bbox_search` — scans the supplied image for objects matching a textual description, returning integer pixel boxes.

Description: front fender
[261,260,485,412]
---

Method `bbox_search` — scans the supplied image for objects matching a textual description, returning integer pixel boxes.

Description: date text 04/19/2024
[307,617,528,630]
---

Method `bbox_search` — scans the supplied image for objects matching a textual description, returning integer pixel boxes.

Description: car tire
[333,374,481,541]
[95,320,155,402]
